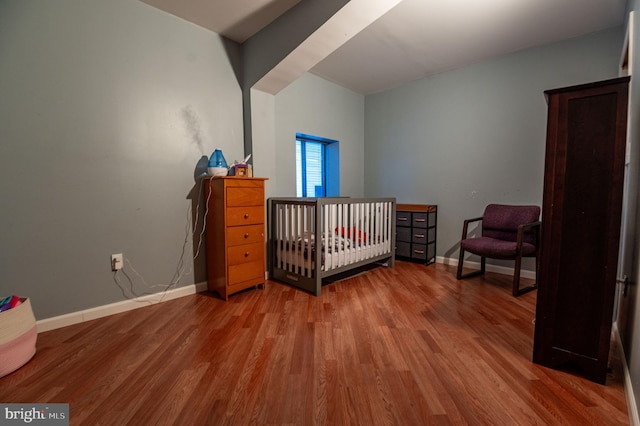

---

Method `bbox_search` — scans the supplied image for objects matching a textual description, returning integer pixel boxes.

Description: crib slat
[282,204,286,269]
[288,205,291,265]
[382,202,387,254]
[377,202,381,256]
[299,205,303,274]
[383,202,388,254]
[284,204,288,271]
[343,203,348,266]
[386,202,390,252]
[332,204,338,270]
[352,203,356,264]
[367,201,372,258]
[345,203,349,267]
[367,202,372,258]
[333,204,338,269]
[280,206,288,269]
[324,204,329,273]
[305,202,312,281]
[277,204,282,269]
[285,204,293,271]
[336,204,339,267]
[380,202,383,255]
[298,204,302,276]
[274,204,278,269]
[306,205,312,277]
[300,205,304,272]
[355,203,360,262]
[341,203,344,267]
[294,204,298,273]
[335,204,340,269]
[372,202,376,257]
[372,203,376,257]
[381,202,384,254]
[386,201,391,253]
[361,202,367,260]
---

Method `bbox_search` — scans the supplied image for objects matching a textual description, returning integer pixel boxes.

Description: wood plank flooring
[0,261,629,425]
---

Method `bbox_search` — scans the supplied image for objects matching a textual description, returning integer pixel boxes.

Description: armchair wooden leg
[457,250,485,280]
[456,248,465,279]
[512,255,537,297]
[512,255,522,297]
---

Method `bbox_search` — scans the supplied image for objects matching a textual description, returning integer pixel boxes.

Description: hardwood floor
[0,261,629,425]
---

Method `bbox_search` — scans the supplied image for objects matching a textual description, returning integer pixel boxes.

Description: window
[295,133,339,197]
[296,137,325,197]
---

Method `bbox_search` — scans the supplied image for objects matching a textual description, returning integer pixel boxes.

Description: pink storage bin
[0,298,37,378]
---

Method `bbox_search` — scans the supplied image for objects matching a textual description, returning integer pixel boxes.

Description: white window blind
[296,137,326,197]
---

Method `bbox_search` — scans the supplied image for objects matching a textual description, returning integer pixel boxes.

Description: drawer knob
[415,234,425,238]
[244,213,249,219]
[244,233,249,239]
[244,251,250,257]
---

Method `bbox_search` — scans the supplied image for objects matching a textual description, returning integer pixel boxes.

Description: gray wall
[273,73,365,197]
[364,26,624,263]
[250,89,277,198]
[0,0,245,319]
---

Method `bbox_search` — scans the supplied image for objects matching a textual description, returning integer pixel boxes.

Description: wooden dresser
[204,177,268,300]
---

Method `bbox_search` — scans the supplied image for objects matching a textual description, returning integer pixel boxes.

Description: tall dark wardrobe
[533,76,630,384]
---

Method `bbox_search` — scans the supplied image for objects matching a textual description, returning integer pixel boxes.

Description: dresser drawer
[397,226,411,242]
[396,241,411,257]
[227,206,264,226]
[396,212,411,227]
[412,228,429,244]
[227,242,264,266]
[411,244,428,260]
[412,213,428,228]
[227,187,264,207]
[227,224,265,246]
[228,260,264,285]
[411,228,436,244]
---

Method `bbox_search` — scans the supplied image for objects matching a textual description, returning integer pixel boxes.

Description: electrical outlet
[111,253,123,271]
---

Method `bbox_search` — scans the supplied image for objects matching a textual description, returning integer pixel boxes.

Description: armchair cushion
[460,237,537,259]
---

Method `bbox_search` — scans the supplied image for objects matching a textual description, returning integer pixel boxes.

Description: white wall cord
[113,177,213,303]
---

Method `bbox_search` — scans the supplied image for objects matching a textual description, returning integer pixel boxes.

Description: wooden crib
[268,197,396,296]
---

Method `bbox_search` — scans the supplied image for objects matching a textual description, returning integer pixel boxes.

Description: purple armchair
[456,204,541,296]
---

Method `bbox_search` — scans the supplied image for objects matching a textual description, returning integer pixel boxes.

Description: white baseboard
[36,282,208,333]
[436,256,535,280]
[613,323,639,426]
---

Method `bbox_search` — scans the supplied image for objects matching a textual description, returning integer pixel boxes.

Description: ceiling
[141,0,628,95]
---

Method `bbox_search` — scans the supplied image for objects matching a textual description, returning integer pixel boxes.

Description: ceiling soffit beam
[242,0,349,91]
[243,0,403,94]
